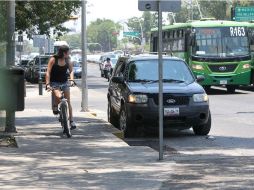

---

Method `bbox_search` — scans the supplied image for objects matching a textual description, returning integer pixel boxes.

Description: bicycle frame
[51,83,72,138]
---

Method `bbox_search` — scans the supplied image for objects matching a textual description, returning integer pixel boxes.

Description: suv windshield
[35,57,50,65]
[128,59,194,84]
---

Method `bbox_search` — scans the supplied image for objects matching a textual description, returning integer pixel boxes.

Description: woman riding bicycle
[45,45,76,130]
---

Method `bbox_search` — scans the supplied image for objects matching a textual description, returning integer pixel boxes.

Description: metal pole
[39,56,43,95]
[158,0,164,160]
[5,0,16,133]
[108,31,111,51]
[81,0,88,111]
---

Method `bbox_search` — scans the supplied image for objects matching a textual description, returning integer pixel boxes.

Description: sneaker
[53,106,59,115]
[53,110,59,115]
[70,121,76,130]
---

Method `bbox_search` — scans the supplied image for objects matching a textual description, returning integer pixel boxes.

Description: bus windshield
[192,27,250,57]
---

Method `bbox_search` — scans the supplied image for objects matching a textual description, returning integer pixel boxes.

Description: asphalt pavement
[0,83,175,190]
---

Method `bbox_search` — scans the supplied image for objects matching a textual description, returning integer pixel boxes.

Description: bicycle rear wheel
[60,103,71,138]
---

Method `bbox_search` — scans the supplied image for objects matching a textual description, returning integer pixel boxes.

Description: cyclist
[103,57,113,78]
[45,45,76,130]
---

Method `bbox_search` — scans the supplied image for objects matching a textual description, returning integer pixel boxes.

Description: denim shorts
[50,81,70,92]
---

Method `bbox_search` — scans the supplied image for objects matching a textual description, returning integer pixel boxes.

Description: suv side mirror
[111,76,124,84]
[196,75,205,82]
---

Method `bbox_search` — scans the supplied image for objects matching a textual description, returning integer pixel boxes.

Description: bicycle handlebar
[46,81,76,91]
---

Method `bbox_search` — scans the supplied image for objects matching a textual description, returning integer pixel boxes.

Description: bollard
[39,79,43,95]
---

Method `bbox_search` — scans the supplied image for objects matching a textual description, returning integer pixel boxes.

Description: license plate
[164,107,179,116]
[220,80,227,85]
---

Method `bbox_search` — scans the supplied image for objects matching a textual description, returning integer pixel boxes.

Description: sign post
[158,0,163,161]
[81,0,88,112]
[138,0,181,160]
[33,35,46,96]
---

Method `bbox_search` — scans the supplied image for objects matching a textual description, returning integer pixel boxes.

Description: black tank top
[50,57,69,83]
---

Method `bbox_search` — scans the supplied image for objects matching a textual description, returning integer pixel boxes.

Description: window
[114,61,125,77]
[193,27,250,57]
[163,29,185,52]
[128,59,194,84]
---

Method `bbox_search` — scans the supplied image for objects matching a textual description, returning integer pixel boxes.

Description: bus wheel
[226,85,237,93]
[204,85,211,92]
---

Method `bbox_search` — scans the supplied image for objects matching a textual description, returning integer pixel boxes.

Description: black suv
[25,55,50,83]
[107,55,211,137]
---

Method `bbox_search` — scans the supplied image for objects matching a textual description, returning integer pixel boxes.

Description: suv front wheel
[192,110,211,136]
[119,105,136,138]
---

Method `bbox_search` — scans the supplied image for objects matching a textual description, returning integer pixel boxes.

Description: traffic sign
[138,0,181,12]
[33,35,46,48]
[16,44,23,52]
[232,6,254,21]
[123,31,140,37]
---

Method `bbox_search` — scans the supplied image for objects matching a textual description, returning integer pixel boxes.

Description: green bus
[150,19,254,93]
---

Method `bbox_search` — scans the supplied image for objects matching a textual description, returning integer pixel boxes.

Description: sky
[65,0,143,32]
[86,0,142,23]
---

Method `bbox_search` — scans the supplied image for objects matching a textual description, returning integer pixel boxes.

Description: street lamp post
[81,0,88,112]
[5,0,16,133]
[132,17,144,47]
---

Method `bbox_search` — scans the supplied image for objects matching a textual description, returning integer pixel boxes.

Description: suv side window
[114,61,125,77]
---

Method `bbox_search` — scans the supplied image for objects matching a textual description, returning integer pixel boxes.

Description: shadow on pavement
[160,155,254,190]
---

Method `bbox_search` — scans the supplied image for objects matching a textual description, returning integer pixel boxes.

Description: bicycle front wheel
[60,103,71,138]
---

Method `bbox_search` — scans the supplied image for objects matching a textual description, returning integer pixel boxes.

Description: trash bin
[0,66,25,111]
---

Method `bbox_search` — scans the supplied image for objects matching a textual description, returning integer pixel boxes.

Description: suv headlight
[128,94,148,103]
[193,93,208,102]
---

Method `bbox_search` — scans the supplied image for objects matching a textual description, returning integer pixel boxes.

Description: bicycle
[47,82,75,138]
[103,66,112,82]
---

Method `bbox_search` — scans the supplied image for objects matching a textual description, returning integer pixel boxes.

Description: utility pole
[81,0,88,112]
[6,0,16,132]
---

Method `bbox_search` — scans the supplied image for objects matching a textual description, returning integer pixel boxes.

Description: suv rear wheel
[119,105,136,138]
[192,110,211,136]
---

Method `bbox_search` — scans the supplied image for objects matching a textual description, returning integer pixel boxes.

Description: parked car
[18,59,31,71]
[25,55,51,83]
[72,61,82,78]
[107,55,211,137]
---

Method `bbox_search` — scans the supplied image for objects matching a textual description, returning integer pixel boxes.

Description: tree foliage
[0,2,7,42]
[87,19,120,52]
[15,1,81,39]
[174,0,254,22]
[60,34,82,49]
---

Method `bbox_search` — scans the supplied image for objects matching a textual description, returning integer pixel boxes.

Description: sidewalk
[0,84,174,190]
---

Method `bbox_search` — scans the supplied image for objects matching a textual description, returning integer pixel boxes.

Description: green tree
[87,19,119,52]
[175,0,254,22]
[60,34,82,49]
[143,12,151,43]
[199,1,228,20]
[126,17,143,44]
[126,13,158,45]
[0,2,7,43]
[15,1,81,38]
